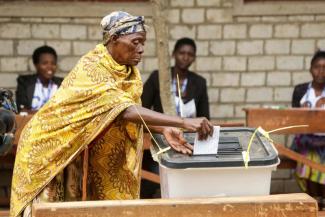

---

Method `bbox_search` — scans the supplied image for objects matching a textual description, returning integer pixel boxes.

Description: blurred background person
[0,89,16,156]
[142,37,209,119]
[0,89,17,207]
[140,37,210,198]
[16,45,63,113]
[291,50,325,209]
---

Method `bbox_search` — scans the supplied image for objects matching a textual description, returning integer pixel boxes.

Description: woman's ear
[110,35,119,44]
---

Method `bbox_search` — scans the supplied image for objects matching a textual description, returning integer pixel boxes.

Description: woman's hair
[311,50,325,66]
[32,45,57,65]
[173,37,196,54]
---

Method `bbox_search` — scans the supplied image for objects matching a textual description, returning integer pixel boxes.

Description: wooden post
[33,193,317,217]
[150,0,176,115]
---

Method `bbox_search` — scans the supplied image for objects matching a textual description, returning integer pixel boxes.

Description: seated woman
[10,11,213,217]
[292,50,325,208]
[16,45,63,113]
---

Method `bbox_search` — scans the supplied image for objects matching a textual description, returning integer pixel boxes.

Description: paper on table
[193,126,220,155]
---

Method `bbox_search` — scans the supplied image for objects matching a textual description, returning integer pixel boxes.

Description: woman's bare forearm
[147,125,165,134]
[121,105,184,128]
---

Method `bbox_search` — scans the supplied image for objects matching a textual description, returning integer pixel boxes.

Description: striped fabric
[101,11,146,45]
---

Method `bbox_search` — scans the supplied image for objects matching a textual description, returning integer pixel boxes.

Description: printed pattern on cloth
[10,44,143,217]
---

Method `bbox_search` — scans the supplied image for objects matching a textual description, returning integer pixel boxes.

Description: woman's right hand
[182,117,214,140]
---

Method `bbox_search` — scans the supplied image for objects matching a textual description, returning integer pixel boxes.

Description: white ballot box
[151,128,280,198]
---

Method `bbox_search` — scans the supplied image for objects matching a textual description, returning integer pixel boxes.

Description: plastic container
[151,127,280,198]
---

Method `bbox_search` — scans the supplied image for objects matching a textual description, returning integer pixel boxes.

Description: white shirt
[300,83,325,108]
[31,78,58,111]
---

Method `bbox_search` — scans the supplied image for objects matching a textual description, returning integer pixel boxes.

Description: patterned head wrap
[101,11,146,45]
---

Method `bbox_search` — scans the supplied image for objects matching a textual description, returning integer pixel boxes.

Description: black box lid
[151,127,279,169]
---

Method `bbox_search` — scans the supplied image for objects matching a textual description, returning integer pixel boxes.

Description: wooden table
[245,108,325,134]
[244,108,325,171]
[32,193,317,217]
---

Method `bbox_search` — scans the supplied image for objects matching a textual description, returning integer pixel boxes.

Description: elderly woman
[10,11,213,217]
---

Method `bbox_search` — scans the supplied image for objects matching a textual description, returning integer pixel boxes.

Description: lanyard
[41,83,52,104]
[32,79,54,110]
[172,77,188,96]
[172,76,188,117]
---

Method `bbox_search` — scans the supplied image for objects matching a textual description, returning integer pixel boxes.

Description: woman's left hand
[316,97,325,108]
[162,127,193,155]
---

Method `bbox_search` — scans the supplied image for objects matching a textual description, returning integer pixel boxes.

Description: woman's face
[311,58,325,85]
[35,53,57,81]
[110,31,146,66]
[173,44,196,71]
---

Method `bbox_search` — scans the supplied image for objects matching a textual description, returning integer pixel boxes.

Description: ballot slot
[217,137,243,156]
[185,133,242,156]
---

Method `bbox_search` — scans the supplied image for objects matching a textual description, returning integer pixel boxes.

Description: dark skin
[172,44,196,96]
[311,58,325,108]
[302,58,325,108]
[21,53,57,114]
[106,32,213,154]
[301,57,325,201]
[35,53,57,87]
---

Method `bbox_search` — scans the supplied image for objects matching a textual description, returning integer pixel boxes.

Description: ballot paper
[193,126,220,155]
